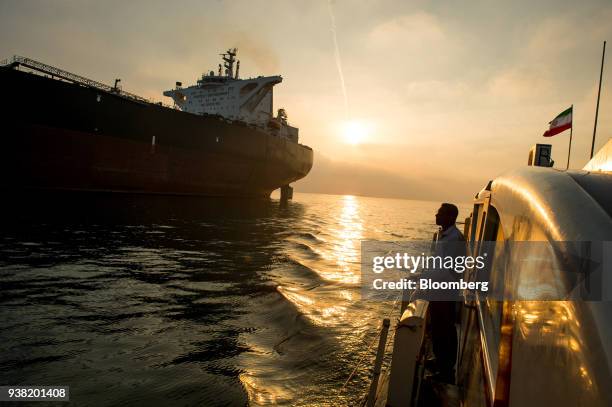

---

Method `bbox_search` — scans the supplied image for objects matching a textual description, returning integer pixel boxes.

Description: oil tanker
[0,49,313,198]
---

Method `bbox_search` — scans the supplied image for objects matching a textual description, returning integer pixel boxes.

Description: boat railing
[386,299,429,407]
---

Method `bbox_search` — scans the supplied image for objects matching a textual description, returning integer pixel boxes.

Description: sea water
[0,192,468,406]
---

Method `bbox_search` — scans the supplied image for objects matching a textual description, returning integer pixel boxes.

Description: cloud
[366,12,445,50]
[403,80,472,107]
[486,67,555,102]
[223,32,280,74]
[362,11,464,79]
[523,16,577,63]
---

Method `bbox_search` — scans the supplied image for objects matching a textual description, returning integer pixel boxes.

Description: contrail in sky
[327,0,349,119]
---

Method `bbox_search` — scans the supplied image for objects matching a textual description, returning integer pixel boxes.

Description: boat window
[468,204,480,254]
[471,203,489,256]
[478,206,504,399]
[477,211,486,242]
[482,207,499,242]
[568,172,612,219]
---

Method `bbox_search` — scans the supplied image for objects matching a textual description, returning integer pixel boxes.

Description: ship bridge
[163,49,288,130]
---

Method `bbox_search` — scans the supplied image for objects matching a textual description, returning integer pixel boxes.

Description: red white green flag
[543,106,572,137]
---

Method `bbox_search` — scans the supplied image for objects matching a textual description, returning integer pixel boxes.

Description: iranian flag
[543,106,572,137]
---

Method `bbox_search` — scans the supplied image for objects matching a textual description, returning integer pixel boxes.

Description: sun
[341,120,369,145]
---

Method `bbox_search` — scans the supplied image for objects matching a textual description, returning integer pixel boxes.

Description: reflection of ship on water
[366,140,612,406]
[0,49,312,198]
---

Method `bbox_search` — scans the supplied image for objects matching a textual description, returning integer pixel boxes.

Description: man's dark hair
[440,203,459,222]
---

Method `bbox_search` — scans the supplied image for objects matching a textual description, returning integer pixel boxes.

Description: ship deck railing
[1,55,175,109]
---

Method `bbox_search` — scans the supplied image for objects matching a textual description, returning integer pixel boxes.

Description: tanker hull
[0,66,313,198]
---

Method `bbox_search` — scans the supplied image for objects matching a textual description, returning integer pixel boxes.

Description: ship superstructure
[163,49,298,142]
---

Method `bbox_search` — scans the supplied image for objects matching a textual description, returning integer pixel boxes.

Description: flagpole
[567,104,573,169]
[591,41,606,159]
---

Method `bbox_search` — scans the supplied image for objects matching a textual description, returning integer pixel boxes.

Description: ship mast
[221,48,238,78]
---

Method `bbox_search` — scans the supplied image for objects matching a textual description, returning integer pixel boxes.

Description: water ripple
[0,192,469,406]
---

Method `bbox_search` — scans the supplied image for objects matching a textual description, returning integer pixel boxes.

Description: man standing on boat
[429,203,464,384]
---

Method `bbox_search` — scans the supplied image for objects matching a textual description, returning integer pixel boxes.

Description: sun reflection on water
[236,194,446,406]
[328,195,363,284]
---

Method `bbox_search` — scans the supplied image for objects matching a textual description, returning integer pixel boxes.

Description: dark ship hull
[0,66,313,198]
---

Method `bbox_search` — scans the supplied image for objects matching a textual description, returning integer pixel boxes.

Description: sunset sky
[1,0,611,202]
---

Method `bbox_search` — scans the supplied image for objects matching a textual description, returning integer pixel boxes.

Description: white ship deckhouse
[163,48,298,142]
